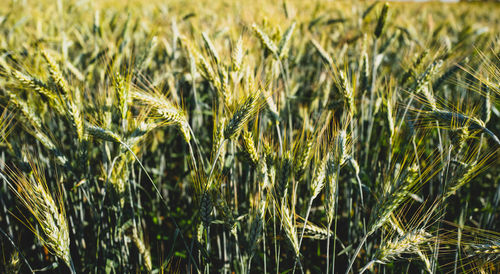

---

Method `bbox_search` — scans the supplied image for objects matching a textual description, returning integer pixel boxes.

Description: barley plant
[0,0,499,273]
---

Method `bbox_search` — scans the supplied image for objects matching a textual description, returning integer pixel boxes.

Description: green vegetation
[0,0,499,273]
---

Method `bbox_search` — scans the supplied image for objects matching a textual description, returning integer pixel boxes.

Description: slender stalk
[293,199,314,274]
[332,164,341,273]
[209,139,227,179]
[346,233,369,274]
[276,122,283,157]
[364,39,379,167]
[0,227,34,273]
[359,260,375,274]
[69,258,77,274]
[326,222,332,274]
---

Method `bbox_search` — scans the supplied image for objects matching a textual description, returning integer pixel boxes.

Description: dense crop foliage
[0,0,499,273]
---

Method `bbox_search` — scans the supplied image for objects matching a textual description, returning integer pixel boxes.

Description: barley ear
[232,37,244,72]
[374,2,389,38]
[278,22,296,59]
[202,32,220,64]
[40,49,71,95]
[224,91,262,140]
[252,24,278,57]
[7,162,73,271]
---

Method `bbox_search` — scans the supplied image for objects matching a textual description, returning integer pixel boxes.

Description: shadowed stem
[293,199,314,274]
[346,233,370,274]
[276,122,283,157]
[69,258,77,274]
[0,227,34,273]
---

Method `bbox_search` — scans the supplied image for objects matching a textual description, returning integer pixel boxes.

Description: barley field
[0,0,499,273]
